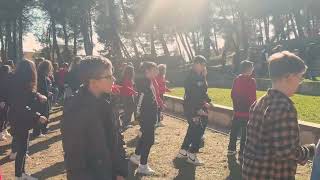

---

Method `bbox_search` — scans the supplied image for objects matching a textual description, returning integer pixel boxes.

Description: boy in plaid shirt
[242,51,315,179]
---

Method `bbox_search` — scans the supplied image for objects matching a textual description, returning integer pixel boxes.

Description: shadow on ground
[33,161,65,179]
[173,158,196,180]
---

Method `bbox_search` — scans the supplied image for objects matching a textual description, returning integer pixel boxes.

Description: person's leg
[15,131,29,177]
[189,122,203,153]
[227,118,241,153]
[181,120,194,150]
[239,119,248,155]
[140,125,155,165]
[32,125,41,137]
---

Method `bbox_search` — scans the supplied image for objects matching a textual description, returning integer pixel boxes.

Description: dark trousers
[227,117,247,155]
[0,106,9,132]
[122,96,135,127]
[32,123,48,136]
[135,125,155,165]
[15,130,29,177]
[181,116,208,153]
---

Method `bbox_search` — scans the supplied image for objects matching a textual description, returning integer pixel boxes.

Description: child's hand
[38,94,48,103]
[204,102,213,109]
[39,116,48,124]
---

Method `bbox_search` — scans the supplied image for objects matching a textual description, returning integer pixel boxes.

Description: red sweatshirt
[120,77,137,96]
[155,75,171,95]
[152,78,164,108]
[231,74,257,119]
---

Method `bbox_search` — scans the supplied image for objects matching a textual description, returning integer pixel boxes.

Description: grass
[168,88,320,124]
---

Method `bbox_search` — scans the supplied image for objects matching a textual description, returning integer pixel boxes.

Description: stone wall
[164,95,320,145]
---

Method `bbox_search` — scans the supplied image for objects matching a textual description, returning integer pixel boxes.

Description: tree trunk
[293,11,305,39]
[63,20,69,49]
[191,31,198,55]
[73,27,78,56]
[263,17,270,44]
[239,11,249,53]
[137,37,147,54]
[178,33,192,61]
[289,14,298,39]
[150,30,156,58]
[159,32,169,56]
[0,22,6,62]
[120,0,139,58]
[213,25,219,55]
[18,15,23,61]
[12,18,17,62]
[80,12,93,56]
[6,20,14,61]
[185,33,194,58]
[52,18,63,64]
[174,33,182,56]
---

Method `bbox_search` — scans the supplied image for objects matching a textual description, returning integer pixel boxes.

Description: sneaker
[176,149,188,159]
[130,154,141,165]
[10,152,17,160]
[0,133,7,141]
[125,125,133,129]
[227,150,237,156]
[38,134,46,138]
[187,153,204,166]
[16,173,38,180]
[136,164,155,175]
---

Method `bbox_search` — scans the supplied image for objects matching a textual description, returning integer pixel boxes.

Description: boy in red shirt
[227,60,256,160]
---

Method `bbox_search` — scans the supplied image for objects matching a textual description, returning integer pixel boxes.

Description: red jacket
[152,78,164,108]
[231,74,257,118]
[155,75,170,95]
[57,68,68,87]
[119,77,137,96]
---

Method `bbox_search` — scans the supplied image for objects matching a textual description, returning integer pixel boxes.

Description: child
[311,139,320,180]
[242,51,315,179]
[62,56,128,180]
[0,65,12,141]
[155,64,170,127]
[119,65,137,129]
[176,55,211,166]
[130,62,158,175]
[227,60,256,160]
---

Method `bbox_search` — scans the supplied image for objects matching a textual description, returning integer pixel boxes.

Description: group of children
[1,49,319,179]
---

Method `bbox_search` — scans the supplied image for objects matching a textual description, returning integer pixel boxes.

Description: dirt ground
[0,110,313,180]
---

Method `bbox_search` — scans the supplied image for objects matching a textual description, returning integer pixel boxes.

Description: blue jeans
[311,140,320,180]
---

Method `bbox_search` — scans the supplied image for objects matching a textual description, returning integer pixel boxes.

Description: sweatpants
[15,130,29,177]
[134,113,157,165]
[227,117,247,155]
[181,116,208,153]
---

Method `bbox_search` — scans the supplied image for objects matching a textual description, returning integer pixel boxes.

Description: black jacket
[183,71,211,118]
[61,87,128,180]
[3,75,42,134]
[135,77,158,125]
[37,74,51,118]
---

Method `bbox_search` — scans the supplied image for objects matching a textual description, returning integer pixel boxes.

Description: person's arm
[61,108,93,180]
[269,106,315,163]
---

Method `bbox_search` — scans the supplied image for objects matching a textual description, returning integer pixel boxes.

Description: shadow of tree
[226,156,242,180]
[173,158,196,180]
[29,134,62,155]
[33,161,65,179]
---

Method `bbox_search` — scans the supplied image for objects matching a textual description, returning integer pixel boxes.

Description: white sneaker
[176,149,188,159]
[0,133,7,141]
[187,153,204,166]
[10,152,17,160]
[38,134,46,138]
[130,154,141,165]
[136,164,155,175]
[16,173,38,180]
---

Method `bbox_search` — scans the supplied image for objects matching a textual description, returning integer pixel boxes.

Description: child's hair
[122,65,135,81]
[193,55,207,65]
[15,59,38,92]
[268,51,307,80]
[38,60,53,76]
[78,56,112,85]
[240,60,253,73]
[140,61,157,74]
[52,62,59,71]
[158,64,167,76]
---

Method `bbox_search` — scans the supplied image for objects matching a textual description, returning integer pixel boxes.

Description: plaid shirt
[242,89,311,180]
